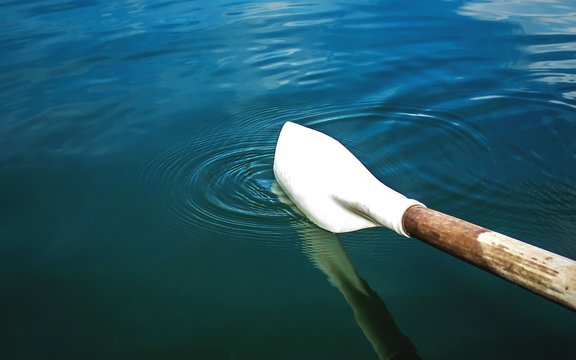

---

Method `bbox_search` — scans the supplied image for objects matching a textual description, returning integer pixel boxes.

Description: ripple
[133,101,493,249]
[135,94,575,256]
[135,120,295,244]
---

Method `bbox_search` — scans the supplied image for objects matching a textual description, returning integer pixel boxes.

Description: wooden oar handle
[402,206,576,311]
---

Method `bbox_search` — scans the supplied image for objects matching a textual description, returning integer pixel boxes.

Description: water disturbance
[1,0,575,359]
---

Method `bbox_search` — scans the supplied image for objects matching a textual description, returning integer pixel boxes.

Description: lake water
[1,0,575,359]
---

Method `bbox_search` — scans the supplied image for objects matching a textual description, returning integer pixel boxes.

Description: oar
[273,121,576,311]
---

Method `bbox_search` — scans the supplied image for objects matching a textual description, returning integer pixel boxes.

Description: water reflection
[458,0,576,97]
[274,182,421,360]
[458,0,576,31]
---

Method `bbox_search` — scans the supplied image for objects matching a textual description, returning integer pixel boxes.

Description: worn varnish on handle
[403,206,576,311]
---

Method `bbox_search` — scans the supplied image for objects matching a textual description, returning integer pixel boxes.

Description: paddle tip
[279,121,309,139]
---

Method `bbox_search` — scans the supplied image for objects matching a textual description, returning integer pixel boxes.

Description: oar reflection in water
[273,183,421,360]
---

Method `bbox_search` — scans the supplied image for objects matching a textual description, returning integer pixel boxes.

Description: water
[1,0,575,358]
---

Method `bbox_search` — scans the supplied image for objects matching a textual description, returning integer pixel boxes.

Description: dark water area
[1,0,575,359]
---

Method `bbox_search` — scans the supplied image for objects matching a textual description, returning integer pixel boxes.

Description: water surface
[1,0,575,359]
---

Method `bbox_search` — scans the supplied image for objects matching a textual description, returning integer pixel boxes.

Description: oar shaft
[403,206,576,311]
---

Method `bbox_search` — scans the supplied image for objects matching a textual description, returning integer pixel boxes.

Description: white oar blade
[273,122,421,235]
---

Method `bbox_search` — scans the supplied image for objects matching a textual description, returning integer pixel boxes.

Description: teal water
[1,0,575,359]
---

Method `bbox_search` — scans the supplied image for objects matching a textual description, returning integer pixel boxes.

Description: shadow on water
[274,182,421,360]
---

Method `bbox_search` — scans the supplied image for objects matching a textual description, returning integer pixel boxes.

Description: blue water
[1,0,575,359]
